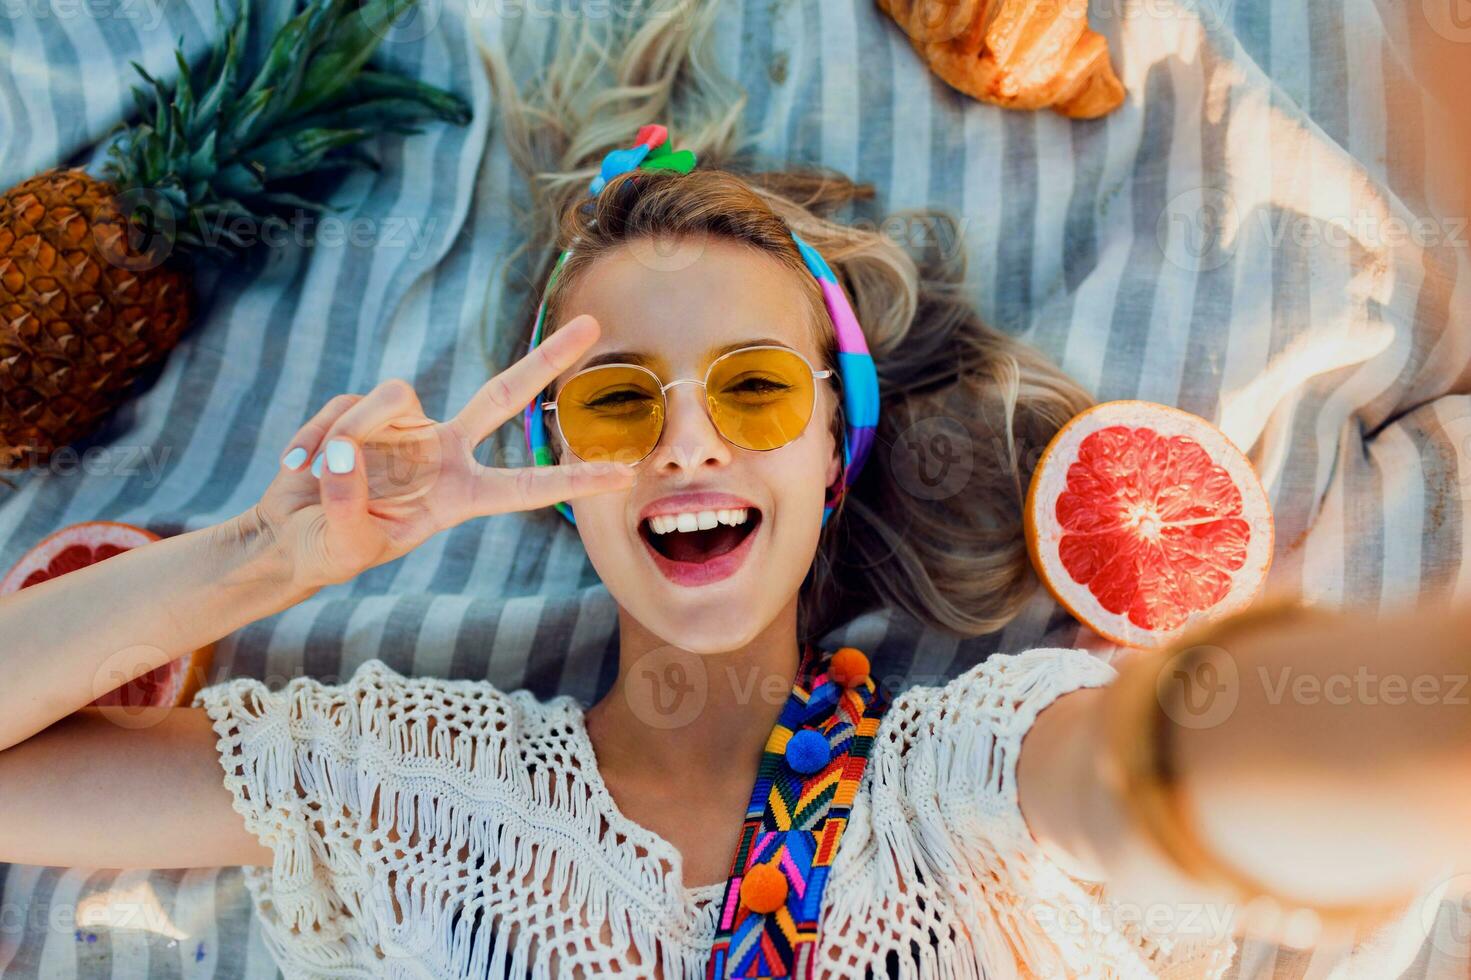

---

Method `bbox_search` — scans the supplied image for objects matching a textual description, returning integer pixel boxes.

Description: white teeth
[645,508,752,535]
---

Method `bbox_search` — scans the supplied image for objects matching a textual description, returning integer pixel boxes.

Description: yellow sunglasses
[542,344,834,464]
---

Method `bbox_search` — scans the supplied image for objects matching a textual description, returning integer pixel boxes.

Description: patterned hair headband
[521,124,879,528]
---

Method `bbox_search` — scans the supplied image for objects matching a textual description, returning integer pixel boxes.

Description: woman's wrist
[216,504,318,604]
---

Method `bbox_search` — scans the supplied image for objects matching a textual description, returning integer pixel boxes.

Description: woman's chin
[637,605,769,656]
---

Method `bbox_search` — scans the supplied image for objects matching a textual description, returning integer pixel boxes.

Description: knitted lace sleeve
[891,646,1116,870]
[869,647,1236,979]
[192,658,408,974]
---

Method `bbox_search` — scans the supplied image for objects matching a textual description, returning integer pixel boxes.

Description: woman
[3,16,1470,980]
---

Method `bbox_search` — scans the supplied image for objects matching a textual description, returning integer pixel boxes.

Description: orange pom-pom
[829,647,870,688]
[740,863,789,913]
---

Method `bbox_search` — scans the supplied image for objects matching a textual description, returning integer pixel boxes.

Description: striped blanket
[1,0,1468,976]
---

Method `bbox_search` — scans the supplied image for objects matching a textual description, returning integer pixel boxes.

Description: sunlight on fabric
[1218,322,1395,489]
[74,881,189,941]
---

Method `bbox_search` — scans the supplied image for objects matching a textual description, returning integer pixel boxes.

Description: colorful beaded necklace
[707,643,890,979]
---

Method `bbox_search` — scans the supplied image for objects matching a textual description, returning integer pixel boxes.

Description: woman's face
[551,234,842,655]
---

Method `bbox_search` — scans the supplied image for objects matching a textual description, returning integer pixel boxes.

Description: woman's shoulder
[866,646,1117,785]
[885,645,1117,717]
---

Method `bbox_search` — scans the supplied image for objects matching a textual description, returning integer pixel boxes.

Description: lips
[635,506,764,582]
[637,491,761,525]
[640,512,760,562]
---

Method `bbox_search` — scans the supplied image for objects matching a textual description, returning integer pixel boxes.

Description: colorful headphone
[521,124,879,528]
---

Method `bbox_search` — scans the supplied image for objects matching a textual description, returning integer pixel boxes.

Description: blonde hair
[478,1,1094,644]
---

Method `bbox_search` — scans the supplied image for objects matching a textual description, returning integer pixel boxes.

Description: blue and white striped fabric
[1,0,1468,976]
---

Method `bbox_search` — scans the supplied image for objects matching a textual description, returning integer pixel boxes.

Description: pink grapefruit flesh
[1024,401,1274,648]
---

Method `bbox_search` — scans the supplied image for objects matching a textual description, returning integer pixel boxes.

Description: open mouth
[639,509,763,564]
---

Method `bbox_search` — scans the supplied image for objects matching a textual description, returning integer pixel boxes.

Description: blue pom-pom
[785,729,831,775]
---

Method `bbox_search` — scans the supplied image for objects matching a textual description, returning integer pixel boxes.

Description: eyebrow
[576,337,795,372]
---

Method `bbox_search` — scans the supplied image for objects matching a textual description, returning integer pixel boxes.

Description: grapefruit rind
[0,521,158,593]
[1024,400,1274,649]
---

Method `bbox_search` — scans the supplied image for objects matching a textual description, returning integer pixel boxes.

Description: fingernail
[282,447,308,471]
[310,452,325,478]
[325,439,355,474]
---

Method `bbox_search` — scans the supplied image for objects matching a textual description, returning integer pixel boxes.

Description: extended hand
[254,315,632,590]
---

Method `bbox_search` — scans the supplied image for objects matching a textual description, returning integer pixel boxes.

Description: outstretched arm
[0,510,303,868]
[1019,598,1471,939]
[0,510,307,754]
[0,706,272,868]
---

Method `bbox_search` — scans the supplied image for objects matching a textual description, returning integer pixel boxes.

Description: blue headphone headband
[521,124,880,529]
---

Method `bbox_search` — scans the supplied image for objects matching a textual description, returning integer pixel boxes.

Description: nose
[646,380,732,479]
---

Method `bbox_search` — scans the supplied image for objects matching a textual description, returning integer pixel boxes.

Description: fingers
[451,314,601,446]
[466,458,637,518]
[315,437,376,544]
[279,394,363,473]
[319,378,428,454]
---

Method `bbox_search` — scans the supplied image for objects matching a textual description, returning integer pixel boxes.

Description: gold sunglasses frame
[541,344,835,464]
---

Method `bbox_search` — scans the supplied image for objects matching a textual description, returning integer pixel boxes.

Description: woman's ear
[826,428,844,493]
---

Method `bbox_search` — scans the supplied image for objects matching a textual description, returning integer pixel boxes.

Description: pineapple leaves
[248,128,374,179]
[102,0,469,261]
[129,84,153,123]
[173,51,195,122]
[129,62,170,135]
[191,11,247,142]
[222,87,275,156]
[235,2,338,143]
[238,5,315,107]
[214,163,264,198]
[288,0,418,114]
[330,144,385,173]
[317,71,472,125]
[165,104,188,170]
[187,131,219,184]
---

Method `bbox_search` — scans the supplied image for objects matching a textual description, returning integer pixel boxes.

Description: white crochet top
[193,647,1236,979]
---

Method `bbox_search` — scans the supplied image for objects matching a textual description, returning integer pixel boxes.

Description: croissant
[877,0,1126,118]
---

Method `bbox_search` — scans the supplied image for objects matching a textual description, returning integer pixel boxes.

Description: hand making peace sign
[253,314,634,591]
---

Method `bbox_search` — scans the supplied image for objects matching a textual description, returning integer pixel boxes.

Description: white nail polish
[311,452,325,478]
[325,439,355,474]
[282,447,308,470]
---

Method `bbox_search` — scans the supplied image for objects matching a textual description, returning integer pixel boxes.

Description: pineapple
[0,0,470,470]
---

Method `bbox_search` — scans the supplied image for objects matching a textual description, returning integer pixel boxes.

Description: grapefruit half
[0,521,214,706]
[1024,401,1274,648]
